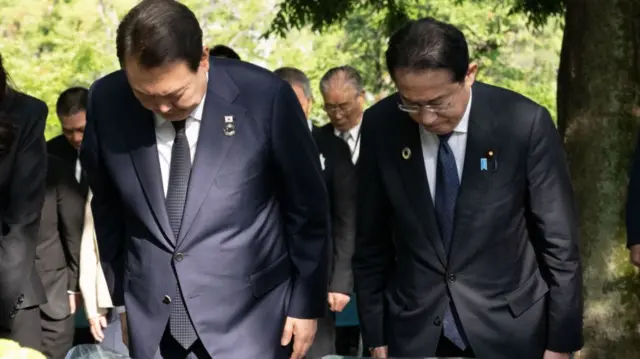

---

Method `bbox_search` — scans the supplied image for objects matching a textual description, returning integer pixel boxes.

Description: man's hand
[370,346,388,358]
[280,317,317,359]
[328,292,351,312]
[543,350,571,359]
[120,312,128,347]
[68,293,82,314]
[88,314,108,343]
[629,244,640,267]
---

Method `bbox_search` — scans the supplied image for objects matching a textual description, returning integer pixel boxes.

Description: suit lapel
[125,103,175,248]
[449,84,497,258]
[394,112,447,266]
[177,64,244,245]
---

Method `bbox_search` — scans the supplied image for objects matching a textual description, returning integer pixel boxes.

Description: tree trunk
[561,0,640,357]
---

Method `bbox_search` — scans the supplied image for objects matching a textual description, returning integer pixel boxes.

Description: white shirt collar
[333,117,362,138]
[453,88,472,134]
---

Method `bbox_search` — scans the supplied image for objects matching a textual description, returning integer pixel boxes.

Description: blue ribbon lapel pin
[480,158,488,171]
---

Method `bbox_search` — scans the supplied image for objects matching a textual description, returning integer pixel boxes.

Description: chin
[161,113,187,121]
[423,123,454,135]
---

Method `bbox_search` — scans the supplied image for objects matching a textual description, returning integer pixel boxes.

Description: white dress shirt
[419,90,473,201]
[334,119,362,164]
[154,93,206,195]
[75,155,82,183]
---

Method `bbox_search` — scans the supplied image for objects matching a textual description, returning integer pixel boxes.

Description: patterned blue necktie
[434,133,467,350]
[166,119,198,349]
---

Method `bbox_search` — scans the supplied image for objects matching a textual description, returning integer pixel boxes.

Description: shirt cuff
[67,291,79,295]
[116,306,126,314]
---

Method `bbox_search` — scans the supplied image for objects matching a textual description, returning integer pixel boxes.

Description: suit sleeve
[0,100,47,326]
[79,84,126,306]
[55,162,84,292]
[626,133,640,247]
[526,106,583,353]
[270,81,330,319]
[352,113,394,348]
[329,154,356,294]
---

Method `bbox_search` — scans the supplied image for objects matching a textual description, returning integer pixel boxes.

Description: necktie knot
[340,131,352,142]
[171,119,187,133]
[438,132,453,143]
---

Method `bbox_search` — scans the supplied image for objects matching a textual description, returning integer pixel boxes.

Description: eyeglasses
[324,93,362,115]
[397,85,464,115]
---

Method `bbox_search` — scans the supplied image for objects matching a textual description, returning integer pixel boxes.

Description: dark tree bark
[561,0,640,357]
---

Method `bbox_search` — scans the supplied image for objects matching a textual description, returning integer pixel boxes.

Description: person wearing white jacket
[78,192,127,355]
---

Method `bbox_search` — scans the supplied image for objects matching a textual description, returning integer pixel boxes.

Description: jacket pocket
[249,254,291,298]
[505,270,549,317]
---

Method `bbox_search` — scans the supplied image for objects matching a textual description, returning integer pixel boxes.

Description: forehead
[124,58,194,95]
[60,111,86,128]
[322,78,359,103]
[394,68,456,102]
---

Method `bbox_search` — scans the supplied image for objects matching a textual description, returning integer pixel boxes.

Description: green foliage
[267,0,565,37]
[0,0,123,138]
[327,0,563,119]
[0,0,561,137]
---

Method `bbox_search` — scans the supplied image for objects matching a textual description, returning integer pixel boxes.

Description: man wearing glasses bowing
[353,17,583,359]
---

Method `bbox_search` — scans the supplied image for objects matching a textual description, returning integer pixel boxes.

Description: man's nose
[157,103,172,114]
[73,132,83,144]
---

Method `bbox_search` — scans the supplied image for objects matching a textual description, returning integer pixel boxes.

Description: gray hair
[319,65,364,95]
[274,67,313,100]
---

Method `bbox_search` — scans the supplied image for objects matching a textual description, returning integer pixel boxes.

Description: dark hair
[56,87,88,118]
[274,67,312,100]
[209,45,241,60]
[0,53,15,161]
[385,17,469,83]
[319,66,364,95]
[116,0,203,71]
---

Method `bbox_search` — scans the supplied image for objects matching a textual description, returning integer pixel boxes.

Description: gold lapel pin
[223,115,235,136]
[402,147,411,160]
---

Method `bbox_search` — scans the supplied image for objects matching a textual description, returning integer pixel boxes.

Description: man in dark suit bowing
[353,18,583,359]
[36,155,84,359]
[80,1,329,359]
[46,87,89,320]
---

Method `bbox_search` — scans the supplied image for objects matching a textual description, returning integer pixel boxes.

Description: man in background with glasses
[353,17,583,359]
[318,66,365,165]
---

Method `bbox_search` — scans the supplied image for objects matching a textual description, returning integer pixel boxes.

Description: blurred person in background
[317,65,368,356]
[318,66,366,165]
[275,67,357,359]
[35,154,84,359]
[0,52,49,350]
[208,45,241,60]
[78,191,128,355]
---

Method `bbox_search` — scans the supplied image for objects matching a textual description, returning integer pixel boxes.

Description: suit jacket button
[433,317,442,326]
[9,312,15,319]
[174,253,184,262]
[17,296,23,303]
[163,295,172,305]
[447,274,456,283]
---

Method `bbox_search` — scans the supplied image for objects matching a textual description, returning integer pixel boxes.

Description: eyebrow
[401,94,447,106]
[134,85,187,97]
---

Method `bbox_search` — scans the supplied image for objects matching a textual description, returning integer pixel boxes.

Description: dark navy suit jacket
[80,58,330,359]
